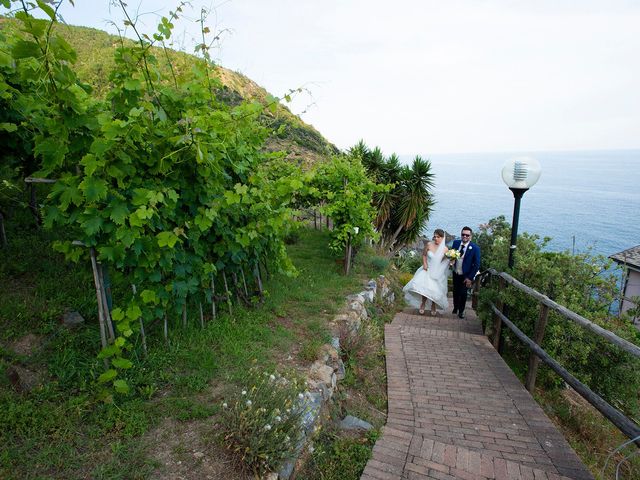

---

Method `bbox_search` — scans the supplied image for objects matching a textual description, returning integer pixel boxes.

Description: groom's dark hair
[461,226,473,234]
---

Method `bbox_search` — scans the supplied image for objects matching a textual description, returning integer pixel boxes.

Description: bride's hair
[434,228,445,238]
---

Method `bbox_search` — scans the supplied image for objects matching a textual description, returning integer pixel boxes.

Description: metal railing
[473,269,640,444]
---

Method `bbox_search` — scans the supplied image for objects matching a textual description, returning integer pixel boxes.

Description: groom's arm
[468,246,481,280]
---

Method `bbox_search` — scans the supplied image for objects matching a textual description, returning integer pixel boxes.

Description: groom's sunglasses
[461,234,471,237]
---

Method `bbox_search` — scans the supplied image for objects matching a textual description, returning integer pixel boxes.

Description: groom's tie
[459,244,465,255]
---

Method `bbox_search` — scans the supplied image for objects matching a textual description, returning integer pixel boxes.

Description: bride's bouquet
[445,250,461,261]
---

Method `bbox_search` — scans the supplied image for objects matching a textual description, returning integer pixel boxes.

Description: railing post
[492,277,505,350]
[525,303,550,392]
[472,276,480,310]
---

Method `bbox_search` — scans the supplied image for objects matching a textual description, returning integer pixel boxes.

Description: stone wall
[276,275,395,479]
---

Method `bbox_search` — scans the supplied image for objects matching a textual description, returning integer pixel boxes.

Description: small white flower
[264,424,272,431]
[275,416,282,422]
[269,374,276,381]
[285,435,290,442]
[241,390,247,395]
[246,400,252,406]
[353,226,360,234]
[222,403,228,408]
[298,393,304,399]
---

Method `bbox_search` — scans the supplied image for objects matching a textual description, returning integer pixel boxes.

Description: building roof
[610,245,640,269]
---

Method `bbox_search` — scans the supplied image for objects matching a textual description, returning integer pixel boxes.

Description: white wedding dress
[403,246,449,311]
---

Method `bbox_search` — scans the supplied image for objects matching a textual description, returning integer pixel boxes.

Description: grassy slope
[0,16,339,166]
[0,209,392,479]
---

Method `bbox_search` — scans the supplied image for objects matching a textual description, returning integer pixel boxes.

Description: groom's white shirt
[455,241,470,275]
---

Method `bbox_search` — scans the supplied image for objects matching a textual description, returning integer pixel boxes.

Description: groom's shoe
[452,308,458,315]
[458,311,465,319]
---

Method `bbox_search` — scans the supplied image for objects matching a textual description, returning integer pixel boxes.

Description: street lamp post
[501,157,542,269]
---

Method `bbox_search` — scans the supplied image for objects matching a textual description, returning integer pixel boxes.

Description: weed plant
[301,428,379,480]
[216,367,307,476]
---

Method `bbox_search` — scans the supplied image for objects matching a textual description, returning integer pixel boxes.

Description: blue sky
[8,0,640,155]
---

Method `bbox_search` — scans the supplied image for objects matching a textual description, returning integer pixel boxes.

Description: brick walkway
[361,301,594,480]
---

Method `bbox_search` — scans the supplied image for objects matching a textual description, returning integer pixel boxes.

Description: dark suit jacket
[451,239,481,281]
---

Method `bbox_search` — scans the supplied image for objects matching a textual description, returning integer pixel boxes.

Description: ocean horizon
[399,149,640,260]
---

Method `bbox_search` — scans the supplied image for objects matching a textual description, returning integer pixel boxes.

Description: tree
[350,141,435,256]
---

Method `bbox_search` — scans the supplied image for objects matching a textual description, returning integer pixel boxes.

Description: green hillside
[0,17,338,166]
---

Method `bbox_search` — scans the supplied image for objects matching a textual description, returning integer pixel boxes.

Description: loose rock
[62,311,85,327]
[339,415,374,432]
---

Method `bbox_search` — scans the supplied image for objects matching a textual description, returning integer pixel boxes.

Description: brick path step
[361,302,594,480]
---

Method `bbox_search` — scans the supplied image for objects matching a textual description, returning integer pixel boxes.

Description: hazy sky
[14,0,640,155]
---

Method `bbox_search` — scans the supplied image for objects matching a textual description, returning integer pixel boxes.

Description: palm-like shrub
[350,141,435,256]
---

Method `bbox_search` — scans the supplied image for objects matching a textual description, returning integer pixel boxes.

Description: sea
[404,149,640,260]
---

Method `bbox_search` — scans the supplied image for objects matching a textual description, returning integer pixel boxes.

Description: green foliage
[311,155,381,255]
[477,216,640,414]
[303,429,379,480]
[363,255,390,274]
[350,140,435,255]
[216,368,307,476]
[1,1,307,391]
[393,249,422,273]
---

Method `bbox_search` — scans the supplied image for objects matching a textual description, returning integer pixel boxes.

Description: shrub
[398,272,414,286]
[393,249,422,274]
[369,256,390,273]
[477,216,640,415]
[303,428,378,480]
[216,368,307,475]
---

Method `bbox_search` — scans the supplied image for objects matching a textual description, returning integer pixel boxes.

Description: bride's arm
[422,242,430,270]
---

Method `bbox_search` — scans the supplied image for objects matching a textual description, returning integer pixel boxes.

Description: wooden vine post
[254,261,264,296]
[210,274,217,320]
[344,233,352,275]
[89,248,109,367]
[0,211,7,248]
[223,271,232,314]
[131,284,147,357]
[241,269,249,297]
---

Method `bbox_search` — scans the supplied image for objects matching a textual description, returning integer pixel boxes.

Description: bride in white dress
[403,229,449,315]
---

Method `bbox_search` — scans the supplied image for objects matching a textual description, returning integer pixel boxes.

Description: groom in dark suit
[451,226,481,319]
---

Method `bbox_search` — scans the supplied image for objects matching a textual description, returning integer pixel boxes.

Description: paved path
[361,302,594,480]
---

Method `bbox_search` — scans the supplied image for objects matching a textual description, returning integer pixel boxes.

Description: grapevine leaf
[140,290,157,304]
[58,185,82,211]
[81,216,103,235]
[124,79,141,91]
[126,304,142,321]
[98,369,118,383]
[0,122,18,132]
[11,40,40,59]
[36,0,56,21]
[109,201,130,225]
[81,154,103,176]
[157,231,179,248]
[112,358,133,369]
[113,379,130,394]
[80,177,108,202]
[97,344,120,359]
